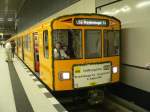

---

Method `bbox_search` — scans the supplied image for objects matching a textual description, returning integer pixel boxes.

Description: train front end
[52,14,121,91]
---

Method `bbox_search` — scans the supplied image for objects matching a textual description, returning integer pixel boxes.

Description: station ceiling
[0,0,26,35]
[0,0,79,36]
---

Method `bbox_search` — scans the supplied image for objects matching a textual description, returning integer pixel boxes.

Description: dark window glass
[25,34,31,51]
[17,39,21,47]
[53,29,82,60]
[104,30,120,57]
[43,30,49,58]
[85,30,101,58]
[24,37,27,49]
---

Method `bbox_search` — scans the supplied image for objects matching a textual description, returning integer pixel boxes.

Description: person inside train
[114,46,119,55]
[54,42,70,59]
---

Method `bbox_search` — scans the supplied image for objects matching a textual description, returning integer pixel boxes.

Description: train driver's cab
[53,29,82,60]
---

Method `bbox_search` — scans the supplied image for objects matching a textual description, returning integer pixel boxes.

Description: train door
[33,32,40,75]
[16,39,19,55]
[22,37,24,60]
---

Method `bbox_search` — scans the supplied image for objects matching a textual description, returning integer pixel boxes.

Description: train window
[53,29,82,60]
[85,30,101,58]
[104,30,120,57]
[17,39,21,47]
[43,30,49,59]
[25,34,31,51]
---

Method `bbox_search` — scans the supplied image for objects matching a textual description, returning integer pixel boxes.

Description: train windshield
[85,30,102,58]
[104,30,120,57]
[53,29,82,59]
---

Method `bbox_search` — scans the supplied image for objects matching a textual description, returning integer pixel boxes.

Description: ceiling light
[121,6,131,12]
[136,1,150,8]
[8,18,13,21]
[0,18,4,21]
[101,6,131,16]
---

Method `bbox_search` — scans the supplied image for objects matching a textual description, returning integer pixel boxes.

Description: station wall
[96,0,150,109]
[96,0,150,93]
[96,0,117,7]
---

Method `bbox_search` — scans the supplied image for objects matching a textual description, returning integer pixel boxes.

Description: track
[61,98,132,112]
[56,92,148,112]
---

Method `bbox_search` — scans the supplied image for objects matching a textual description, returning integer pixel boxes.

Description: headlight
[59,72,70,80]
[112,67,118,74]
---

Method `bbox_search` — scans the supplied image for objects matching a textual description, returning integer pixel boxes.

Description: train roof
[52,13,121,23]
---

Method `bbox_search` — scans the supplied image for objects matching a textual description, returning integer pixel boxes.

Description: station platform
[0,47,67,112]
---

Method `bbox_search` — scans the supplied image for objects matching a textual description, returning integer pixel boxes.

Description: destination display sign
[73,62,111,88]
[74,18,109,26]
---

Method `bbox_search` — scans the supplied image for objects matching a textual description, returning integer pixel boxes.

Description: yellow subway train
[8,14,121,92]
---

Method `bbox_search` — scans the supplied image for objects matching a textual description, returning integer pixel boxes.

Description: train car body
[9,14,121,92]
